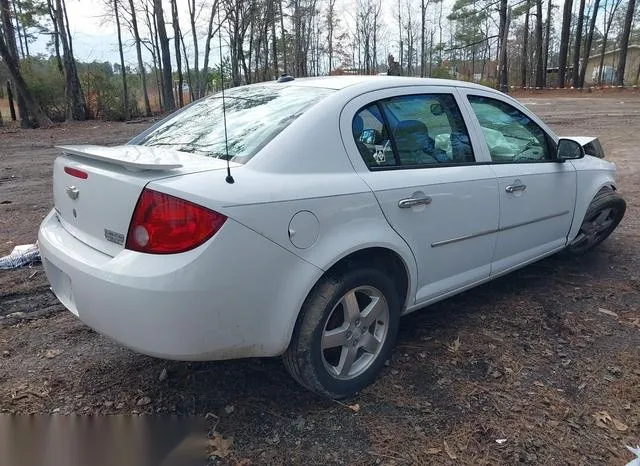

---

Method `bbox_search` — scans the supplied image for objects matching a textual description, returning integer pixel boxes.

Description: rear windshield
[135,85,333,163]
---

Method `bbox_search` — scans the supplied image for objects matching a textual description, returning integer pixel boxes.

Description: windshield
[136,85,334,163]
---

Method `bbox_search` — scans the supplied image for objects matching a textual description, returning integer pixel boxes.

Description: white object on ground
[625,446,640,466]
[0,243,40,270]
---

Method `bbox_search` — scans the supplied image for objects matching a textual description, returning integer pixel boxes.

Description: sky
[25,0,568,71]
[25,0,444,70]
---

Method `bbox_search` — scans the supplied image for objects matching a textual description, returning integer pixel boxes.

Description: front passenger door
[461,91,577,275]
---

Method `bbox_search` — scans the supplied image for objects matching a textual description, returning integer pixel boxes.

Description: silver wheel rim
[570,207,616,250]
[320,286,389,381]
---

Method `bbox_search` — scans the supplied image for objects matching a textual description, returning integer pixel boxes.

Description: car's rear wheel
[565,187,626,255]
[283,266,400,399]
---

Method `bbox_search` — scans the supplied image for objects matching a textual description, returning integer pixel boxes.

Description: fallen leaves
[593,411,628,431]
[347,403,360,413]
[443,440,457,460]
[209,432,234,459]
[598,308,618,318]
[447,337,461,354]
[44,349,63,359]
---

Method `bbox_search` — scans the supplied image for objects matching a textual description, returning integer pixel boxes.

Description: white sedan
[38,76,626,398]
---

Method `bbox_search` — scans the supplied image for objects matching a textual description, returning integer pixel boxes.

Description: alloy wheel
[320,286,389,380]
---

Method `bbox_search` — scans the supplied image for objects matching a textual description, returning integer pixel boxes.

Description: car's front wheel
[565,187,626,255]
[283,266,401,399]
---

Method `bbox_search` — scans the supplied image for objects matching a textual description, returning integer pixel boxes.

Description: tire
[283,265,401,399]
[565,187,626,256]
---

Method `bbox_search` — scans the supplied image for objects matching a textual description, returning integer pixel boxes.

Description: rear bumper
[38,210,322,360]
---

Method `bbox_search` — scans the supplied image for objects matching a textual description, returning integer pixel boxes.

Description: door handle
[505,184,527,193]
[398,196,432,208]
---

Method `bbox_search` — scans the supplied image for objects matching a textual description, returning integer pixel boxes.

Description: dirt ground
[1,96,639,465]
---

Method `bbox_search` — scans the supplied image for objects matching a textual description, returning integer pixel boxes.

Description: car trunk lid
[52,144,236,257]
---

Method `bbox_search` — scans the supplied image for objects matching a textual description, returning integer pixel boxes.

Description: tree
[1,0,29,126]
[326,0,337,73]
[521,0,531,87]
[201,0,220,98]
[127,0,151,115]
[421,0,427,77]
[0,26,51,126]
[578,0,600,87]
[534,0,544,87]
[154,0,174,111]
[113,0,129,119]
[557,0,573,87]
[498,0,510,92]
[169,0,183,107]
[614,0,637,85]
[51,0,86,119]
[596,0,623,84]
[543,0,553,86]
[187,0,200,100]
[571,0,586,86]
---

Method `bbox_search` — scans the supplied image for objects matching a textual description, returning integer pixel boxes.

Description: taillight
[64,166,88,179]
[125,188,226,254]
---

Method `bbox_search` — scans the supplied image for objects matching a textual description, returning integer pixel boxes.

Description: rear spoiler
[55,145,184,171]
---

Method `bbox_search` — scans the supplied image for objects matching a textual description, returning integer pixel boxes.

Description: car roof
[267,75,497,93]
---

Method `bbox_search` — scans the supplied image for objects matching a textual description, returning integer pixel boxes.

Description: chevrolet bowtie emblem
[66,186,79,200]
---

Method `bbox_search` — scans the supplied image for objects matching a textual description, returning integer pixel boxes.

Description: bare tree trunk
[170,0,183,107]
[557,0,573,87]
[498,0,509,92]
[187,0,200,100]
[128,0,150,116]
[144,0,163,111]
[578,0,599,87]
[597,0,622,84]
[54,0,86,120]
[7,80,16,120]
[47,0,63,73]
[326,0,335,74]
[202,1,218,97]
[0,32,51,127]
[535,0,544,87]
[398,0,403,73]
[614,0,636,85]
[11,0,25,59]
[270,0,278,76]
[571,0,586,86]
[522,0,530,87]
[154,0,175,112]
[543,0,552,86]
[279,0,287,74]
[420,0,425,77]
[1,0,29,127]
[180,32,194,102]
[114,0,130,120]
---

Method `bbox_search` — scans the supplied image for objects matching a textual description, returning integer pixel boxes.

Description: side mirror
[557,138,585,161]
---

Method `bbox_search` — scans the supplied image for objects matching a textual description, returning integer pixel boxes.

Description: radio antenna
[217,5,234,184]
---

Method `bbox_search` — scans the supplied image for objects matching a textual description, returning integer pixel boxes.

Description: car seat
[393,120,443,165]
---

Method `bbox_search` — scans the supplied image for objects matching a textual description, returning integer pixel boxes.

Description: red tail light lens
[126,188,226,254]
[64,166,89,179]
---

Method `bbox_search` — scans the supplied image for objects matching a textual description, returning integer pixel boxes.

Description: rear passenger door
[341,86,499,305]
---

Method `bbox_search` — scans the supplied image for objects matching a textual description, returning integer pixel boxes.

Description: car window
[136,85,334,163]
[380,94,475,167]
[353,94,475,169]
[352,104,397,167]
[467,95,553,162]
